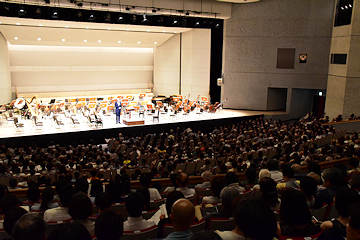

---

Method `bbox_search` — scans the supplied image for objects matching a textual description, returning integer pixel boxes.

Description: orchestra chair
[14,118,24,132]
[111,99,117,104]
[107,105,114,111]
[89,97,96,102]
[69,99,76,103]
[78,98,86,102]
[100,103,107,109]
[122,225,158,240]
[88,103,96,109]
[139,93,146,99]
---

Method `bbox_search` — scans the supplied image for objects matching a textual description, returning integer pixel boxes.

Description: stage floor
[0,109,286,140]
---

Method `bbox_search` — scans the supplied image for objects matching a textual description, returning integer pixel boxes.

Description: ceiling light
[108,28,111,30]
[147,30,150,32]
[86,27,89,29]
[14,37,18,40]
[345,5,348,9]
[154,42,157,44]
[126,29,129,31]
[118,41,121,43]
[341,7,344,10]
[0,22,2,24]
[349,4,352,7]
[163,31,166,33]
[65,26,68,28]
[138,41,141,44]
[142,14,148,23]
[39,24,42,26]
[16,23,20,25]
[195,19,200,26]
[37,38,41,41]
[62,39,65,41]
[117,14,124,23]
[174,31,177,33]
[173,18,179,26]
[98,40,101,43]
[84,39,87,42]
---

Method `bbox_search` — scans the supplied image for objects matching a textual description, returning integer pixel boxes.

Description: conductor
[115,98,122,124]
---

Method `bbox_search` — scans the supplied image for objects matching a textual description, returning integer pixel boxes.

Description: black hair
[125,192,144,218]
[266,159,279,171]
[349,157,359,169]
[27,186,40,203]
[68,193,92,220]
[323,167,345,186]
[48,221,92,240]
[169,174,178,188]
[95,208,124,240]
[335,187,360,218]
[13,213,47,240]
[210,176,225,198]
[95,192,112,211]
[282,167,295,179]
[260,177,279,208]
[40,187,55,211]
[74,178,89,194]
[136,187,151,210]
[9,179,17,188]
[166,191,184,216]
[0,194,19,215]
[90,180,103,198]
[245,167,256,182]
[90,169,98,178]
[59,184,76,208]
[224,172,238,186]
[349,202,360,229]
[3,207,28,236]
[280,189,312,226]
[235,198,277,240]
[300,176,317,198]
[107,180,123,203]
[139,173,152,188]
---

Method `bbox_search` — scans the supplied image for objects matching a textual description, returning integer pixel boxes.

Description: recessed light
[147,30,150,32]
[14,37,18,40]
[84,39,87,42]
[65,26,68,28]
[154,42,157,44]
[126,29,129,31]
[86,27,89,29]
[98,40,101,43]
[37,38,41,41]
[163,31,166,33]
[0,22,2,24]
[108,28,111,30]
[118,41,121,43]
[39,24,42,26]
[137,41,141,44]
[62,39,65,42]
[16,23,20,25]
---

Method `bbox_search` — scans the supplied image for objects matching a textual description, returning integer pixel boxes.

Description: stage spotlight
[18,6,26,16]
[88,12,95,21]
[214,21,220,28]
[52,9,59,19]
[117,13,124,23]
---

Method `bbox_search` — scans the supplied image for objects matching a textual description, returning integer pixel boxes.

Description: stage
[0,109,285,146]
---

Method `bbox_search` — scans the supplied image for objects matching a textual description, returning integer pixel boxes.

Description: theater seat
[278,230,323,240]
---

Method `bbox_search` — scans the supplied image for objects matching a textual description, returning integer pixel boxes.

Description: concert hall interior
[0,0,359,143]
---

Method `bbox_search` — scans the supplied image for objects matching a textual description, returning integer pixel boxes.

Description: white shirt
[220,183,245,198]
[195,181,211,189]
[149,188,162,201]
[216,230,246,240]
[176,187,196,198]
[43,207,71,222]
[270,170,284,182]
[123,216,156,231]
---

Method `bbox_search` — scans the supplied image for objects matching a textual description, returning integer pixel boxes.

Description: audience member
[260,177,281,212]
[220,172,244,198]
[190,230,221,240]
[176,173,196,198]
[48,221,92,240]
[31,187,59,211]
[3,207,28,236]
[346,202,360,240]
[195,171,212,189]
[202,176,224,204]
[95,208,123,240]
[266,159,283,182]
[68,192,95,236]
[276,167,300,190]
[139,173,162,200]
[13,213,46,240]
[95,192,112,213]
[300,176,318,208]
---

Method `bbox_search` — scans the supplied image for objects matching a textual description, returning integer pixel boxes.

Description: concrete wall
[0,33,12,104]
[8,44,153,94]
[222,0,334,113]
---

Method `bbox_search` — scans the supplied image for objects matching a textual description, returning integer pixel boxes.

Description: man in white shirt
[220,172,245,198]
[267,159,284,183]
[140,173,162,201]
[194,171,212,189]
[44,184,76,222]
[176,173,196,198]
[123,192,156,231]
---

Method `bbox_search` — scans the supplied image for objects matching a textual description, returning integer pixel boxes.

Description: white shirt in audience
[149,188,162,201]
[163,186,175,193]
[202,196,220,204]
[123,216,156,231]
[195,181,211,189]
[176,187,196,198]
[43,207,71,222]
[216,230,245,240]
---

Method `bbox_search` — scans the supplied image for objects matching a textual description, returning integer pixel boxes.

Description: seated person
[3,207,28,237]
[164,199,195,240]
[163,173,179,193]
[260,177,281,212]
[176,173,196,198]
[44,184,76,222]
[318,187,360,240]
[220,172,245,197]
[48,221,92,240]
[95,192,112,214]
[240,167,258,188]
[31,187,59,211]
[139,173,162,201]
[300,176,318,208]
[278,189,322,237]
[276,167,300,190]
[68,193,95,236]
[216,198,277,240]
[95,208,123,240]
[123,192,155,231]
[13,213,46,240]
[202,176,224,204]
[136,187,153,211]
[346,202,360,240]
[22,186,40,206]
[195,171,213,189]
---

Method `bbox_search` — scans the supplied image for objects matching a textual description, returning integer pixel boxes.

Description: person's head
[258,169,271,180]
[170,199,195,232]
[3,207,28,236]
[59,184,76,208]
[90,169,98,178]
[347,202,360,240]
[300,176,317,198]
[95,192,112,212]
[224,172,238,186]
[349,158,360,169]
[211,176,225,198]
[0,194,19,214]
[291,164,301,175]
[40,187,55,211]
[322,167,344,187]
[75,178,89,194]
[220,187,240,215]
[68,193,92,220]
[307,171,322,185]
[9,179,17,188]
[260,177,278,208]
[245,167,256,183]
[169,173,179,188]
[95,208,123,240]
[201,171,213,182]
[125,192,144,217]
[90,180,103,198]
[190,230,222,240]
[139,173,152,188]
[26,186,40,203]
[177,173,189,187]
[48,221,92,240]
[280,189,311,226]
[334,187,360,218]
[136,187,151,210]
[13,213,46,240]
[166,191,185,216]
[266,159,279,171]
[282,167,295,181]
[234,198,277,240]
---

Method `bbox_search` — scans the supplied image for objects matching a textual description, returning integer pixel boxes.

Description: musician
[115,98,122,124]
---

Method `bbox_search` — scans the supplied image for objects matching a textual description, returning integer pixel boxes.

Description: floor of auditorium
[0,109,285,139]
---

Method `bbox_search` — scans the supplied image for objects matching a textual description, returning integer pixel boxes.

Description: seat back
[206,217,235,231]
[195,160,205,173]
[185,162,196,176]
[142,208,159,220]
[122,225,158,240]
[310,204,328,221]
[278,230,323,240]
[46,219,72,237]
[111,202,127,220]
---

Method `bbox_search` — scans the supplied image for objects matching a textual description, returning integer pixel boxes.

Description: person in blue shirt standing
[115,98,122,124]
